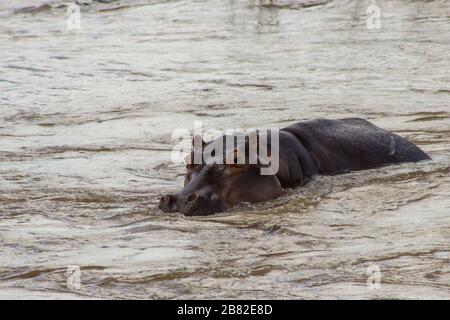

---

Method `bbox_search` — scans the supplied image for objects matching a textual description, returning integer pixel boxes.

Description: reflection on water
[0,0,449,299]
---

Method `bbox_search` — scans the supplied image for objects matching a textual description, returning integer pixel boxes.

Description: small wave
[250,0,332,9]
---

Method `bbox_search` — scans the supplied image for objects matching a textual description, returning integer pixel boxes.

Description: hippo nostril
[159,194,178,212]
[186,193,199,204]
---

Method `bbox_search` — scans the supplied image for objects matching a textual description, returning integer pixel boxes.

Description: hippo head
[159,133,283,216]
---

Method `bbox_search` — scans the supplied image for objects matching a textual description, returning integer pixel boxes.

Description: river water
[0,0,449,299]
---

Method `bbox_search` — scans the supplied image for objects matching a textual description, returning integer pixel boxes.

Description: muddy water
[1,0,450,299]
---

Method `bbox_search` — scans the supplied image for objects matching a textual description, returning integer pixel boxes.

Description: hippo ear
[192,135,205,151]
[225,148,247,166]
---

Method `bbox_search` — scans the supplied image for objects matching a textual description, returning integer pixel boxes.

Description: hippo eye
[214,164,226,171]
[224,163,248,175]
[204,164,224,176]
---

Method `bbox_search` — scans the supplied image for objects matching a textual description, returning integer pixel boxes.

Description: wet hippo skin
[159,118,431,216]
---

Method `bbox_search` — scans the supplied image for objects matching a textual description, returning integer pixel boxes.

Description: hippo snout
[159,192,225,216]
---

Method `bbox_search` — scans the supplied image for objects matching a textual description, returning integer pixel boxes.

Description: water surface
[0,0,449,299]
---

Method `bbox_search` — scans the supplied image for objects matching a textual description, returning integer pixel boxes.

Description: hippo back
[282,118,430,175]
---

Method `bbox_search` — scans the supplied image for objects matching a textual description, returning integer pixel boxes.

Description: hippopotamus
[159,118,430,216]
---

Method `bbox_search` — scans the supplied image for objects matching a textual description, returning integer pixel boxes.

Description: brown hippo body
[159,118,430,216]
